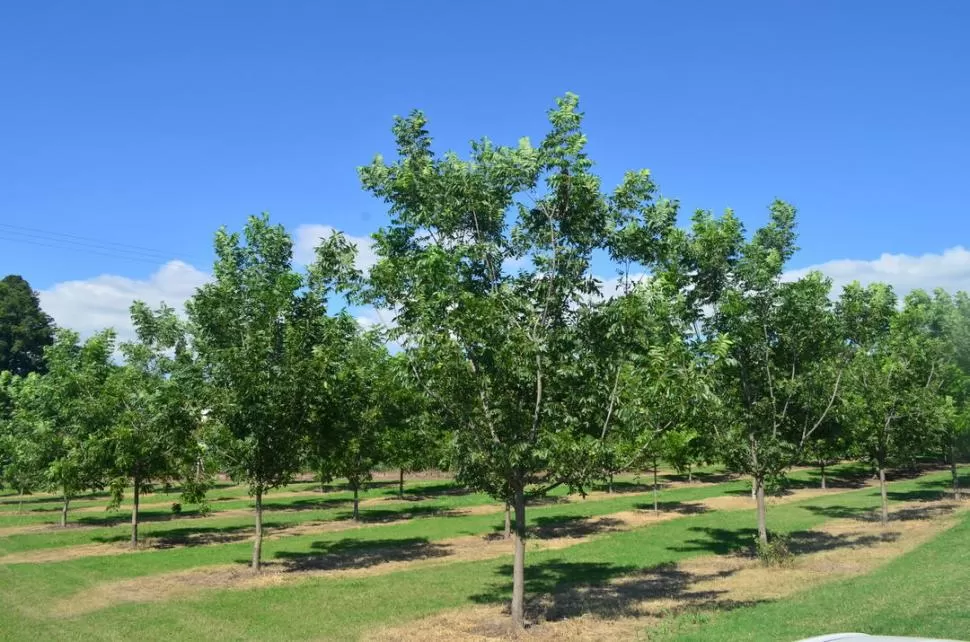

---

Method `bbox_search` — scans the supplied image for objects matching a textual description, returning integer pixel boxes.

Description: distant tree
[678,204,846,545]
[0,275,55,376]
[101,302,203,548]
[188,214,358,570]
[9,329,116,526]
[929,289,970,500]
[662,428,701,483]
[839,285,948,523]
[380,354,443,498]
[322,332,398,520]
[0,372,44,510]
[802,415,851,490]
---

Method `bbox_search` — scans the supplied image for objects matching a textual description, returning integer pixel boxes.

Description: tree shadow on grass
[91,523,255,547]
[667,526,759,555]
[786,529,900,554]
[470,559,759,626]
[258,498,351,512]
[395,483,473,499]
[266,536,450,572]
[335,505,468,524]
[528,515,627,540]
[632,501,711,515]
[802,502,957,523]
[321,481,399,493]
[669,521,905,559]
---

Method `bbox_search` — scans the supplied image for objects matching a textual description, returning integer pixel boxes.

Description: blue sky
[2,1,969,336]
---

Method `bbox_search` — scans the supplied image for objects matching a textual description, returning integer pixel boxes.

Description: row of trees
[1,95,968,629]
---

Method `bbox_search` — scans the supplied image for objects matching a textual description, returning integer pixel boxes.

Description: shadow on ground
[470,559,759,631]
[802,501,957,523]
[266,536,450,572]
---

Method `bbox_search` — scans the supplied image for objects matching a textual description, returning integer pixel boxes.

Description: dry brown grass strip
[366,500,965,641]
[43,506,701,617]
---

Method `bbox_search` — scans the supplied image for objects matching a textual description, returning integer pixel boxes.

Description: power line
[0,223,206,266]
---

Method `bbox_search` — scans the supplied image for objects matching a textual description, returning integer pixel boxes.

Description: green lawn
[0,466,963,641]
[656,504,970,641]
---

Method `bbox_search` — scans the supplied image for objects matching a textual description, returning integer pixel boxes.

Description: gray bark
[755,477,768,545]
[60,494,70,528]
[352,485,360,521]
[130,476,140,549]
[251,487,263,571]
[951,441,962,501]
[879,467,889,524]
[511,487,527,630]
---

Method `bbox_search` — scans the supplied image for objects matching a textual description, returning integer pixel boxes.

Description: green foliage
[838,284,947,471]
[5,330,116,522]
[752,532,794,567]
[188,214,356,497]
[672,201,846,540]
[0,275,55,377]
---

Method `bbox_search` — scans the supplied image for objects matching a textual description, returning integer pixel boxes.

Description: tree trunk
[687,465,692,484]
[130,476,140,549]
[18,486,25,514]
[755,476,768,545]
[60,493,70,528]
[878,467,889,525]
[820,461,827,490]
[652,458,659,513]
[399,468,405,498]
[352,484,360,521]
[510,487,527,630]
[751,478,757,500]
[504,502,512,539]
[607,472,613,494]
[951,440,962,501]
[251,487,263,572]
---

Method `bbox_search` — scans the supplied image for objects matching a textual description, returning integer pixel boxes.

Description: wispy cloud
[784,246,970,296]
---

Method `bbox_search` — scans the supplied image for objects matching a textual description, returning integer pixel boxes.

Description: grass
[655,505,970,641]
[0,465,964,641]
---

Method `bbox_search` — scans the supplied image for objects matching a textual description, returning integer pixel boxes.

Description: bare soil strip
[366,501,966,641]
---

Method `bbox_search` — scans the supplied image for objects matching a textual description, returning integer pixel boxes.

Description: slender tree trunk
[18,486,25,514]
[60,493,70,528]
[820,461,827,490]
[755,476,768,545]
[251,487,263,572]
[652,457,659,513]
[504,502,512,539]
[751,478,757,500]
[687,465,692,484]
[352,484,360,521]
[951,440,962,501]
[878,467,889,525]
[607,472,613,494]
[130,476,140,549]
[399,468,405,498]
[510,487,527,630]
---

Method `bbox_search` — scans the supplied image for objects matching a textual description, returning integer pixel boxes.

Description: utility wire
[0,223,206,266]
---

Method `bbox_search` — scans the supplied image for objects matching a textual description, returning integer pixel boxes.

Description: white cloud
[784,246,970,296]
[39,260,210,342]
[596,272,649,300]
[294,224,377,273]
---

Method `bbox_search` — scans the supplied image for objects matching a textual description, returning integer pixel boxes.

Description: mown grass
[655,502,970,641]
[0,467,963,641]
